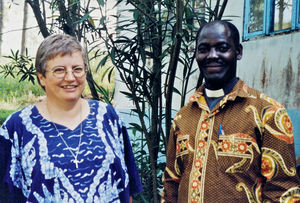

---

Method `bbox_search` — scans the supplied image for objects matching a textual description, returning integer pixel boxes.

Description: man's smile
[205,66,222,72]
[203,63,224,72]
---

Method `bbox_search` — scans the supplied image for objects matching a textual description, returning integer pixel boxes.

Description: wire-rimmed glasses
[48,66,87,79]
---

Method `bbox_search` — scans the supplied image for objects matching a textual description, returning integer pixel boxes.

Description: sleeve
[260,107,300,202]
[121,125,143,195]
[162,121,180,203]
[104,103,143,196]
[0,122,11,201]
[0,115,26,202]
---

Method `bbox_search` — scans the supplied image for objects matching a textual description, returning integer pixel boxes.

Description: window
[243,0,300,40]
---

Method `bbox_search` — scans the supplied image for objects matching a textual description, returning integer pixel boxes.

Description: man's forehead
[197,23,233,44]
[205,22,227,33]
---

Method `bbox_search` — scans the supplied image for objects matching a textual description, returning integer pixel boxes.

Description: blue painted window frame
[243,0,300,40]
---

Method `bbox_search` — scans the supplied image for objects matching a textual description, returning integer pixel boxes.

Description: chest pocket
[216,133,260,173]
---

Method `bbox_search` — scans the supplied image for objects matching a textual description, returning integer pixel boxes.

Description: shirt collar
[204,77,238,98]
[205,89,225,98]
[189,79,252,107]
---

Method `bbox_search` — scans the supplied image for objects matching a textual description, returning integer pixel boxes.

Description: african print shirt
[0,100,143,202]
[162,79,300,203]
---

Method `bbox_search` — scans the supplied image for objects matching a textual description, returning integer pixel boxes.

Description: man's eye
[73,67,84,73]
[198,46,209,53]
[217,46,230,52]
[53,68,65,74]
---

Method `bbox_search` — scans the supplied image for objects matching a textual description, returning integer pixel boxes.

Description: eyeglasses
[48,66,87,79]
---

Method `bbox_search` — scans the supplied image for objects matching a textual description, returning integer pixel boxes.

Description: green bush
[0,76,43,99]
[0,109,15,125]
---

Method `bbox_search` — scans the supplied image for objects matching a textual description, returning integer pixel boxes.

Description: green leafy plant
[95,0,229,201]
[0,109,15,125]
[26,0,114,101]
[6,0,230,202]
[0,49,36,84]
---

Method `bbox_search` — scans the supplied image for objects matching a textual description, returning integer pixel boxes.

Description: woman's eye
[73,67,84,73]
[53,68,65,73]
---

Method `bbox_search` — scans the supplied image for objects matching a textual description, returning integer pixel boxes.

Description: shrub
[0,109,15,125]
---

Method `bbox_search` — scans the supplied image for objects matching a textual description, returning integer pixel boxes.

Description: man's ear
[37,72,46,87]
[236,44,243,60]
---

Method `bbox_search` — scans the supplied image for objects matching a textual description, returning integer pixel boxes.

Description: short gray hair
[35,34,87,78]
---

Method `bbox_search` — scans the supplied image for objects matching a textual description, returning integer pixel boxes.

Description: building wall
[0,1,43,59]
[0,0,115,61]
[222,1,300,156]
[219,1,299,109]
[1,1,298,156]
[113,1,136,109]
[116,0,300,158]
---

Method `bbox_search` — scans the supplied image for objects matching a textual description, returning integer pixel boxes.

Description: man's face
[195,23,242,90]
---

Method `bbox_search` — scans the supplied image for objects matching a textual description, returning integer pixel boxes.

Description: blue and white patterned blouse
[0,100,143,202]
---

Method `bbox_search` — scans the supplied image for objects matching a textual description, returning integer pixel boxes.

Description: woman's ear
[236,44,243,60]
[37,72,46,87]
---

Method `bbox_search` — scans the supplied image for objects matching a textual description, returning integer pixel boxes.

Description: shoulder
[177,98,201,119]
[87,99,114,110]
[87,99,120,120]
[258,92,284,109]
[171,101,198,132]
[238,80,284,108]
[249,87,284,109]
[0,105,35,139]
[239,84,291,129]
[2,105,35,126]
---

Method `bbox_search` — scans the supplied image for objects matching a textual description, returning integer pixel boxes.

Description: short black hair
[195,20,240,49]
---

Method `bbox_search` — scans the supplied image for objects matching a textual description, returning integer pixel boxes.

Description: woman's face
[38,51,86,104]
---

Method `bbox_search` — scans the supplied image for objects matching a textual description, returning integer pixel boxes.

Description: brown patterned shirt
[162,79,300,203]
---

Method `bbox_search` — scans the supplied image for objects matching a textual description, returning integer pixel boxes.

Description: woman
[0,34,143,202]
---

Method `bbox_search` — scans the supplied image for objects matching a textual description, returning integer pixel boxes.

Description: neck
[47,97,82,112]
[45,98,83,129]
[205,77,238,91]
[47,100,81,116]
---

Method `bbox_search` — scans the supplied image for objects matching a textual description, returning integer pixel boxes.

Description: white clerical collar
[205,88,225,98]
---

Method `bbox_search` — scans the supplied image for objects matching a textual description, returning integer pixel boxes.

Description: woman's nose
[64,69,76,80]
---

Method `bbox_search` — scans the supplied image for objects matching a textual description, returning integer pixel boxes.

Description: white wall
[1,1,43,59]
[221,1,300,109]
[113,1,136,109]
[113,2,201,110]
[2,0,298,110]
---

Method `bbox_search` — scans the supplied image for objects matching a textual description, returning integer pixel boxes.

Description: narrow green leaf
[97,0,104,6]
[133,10,139,20]
[107,68,114,83]
[129,123,143,132]
[100,16,106,25]
[110,48,116,64]
[100,66,112,82]
[172,87,182,96]
[88,17,95,28]
[96,55,109,72]
[120,91,133,99]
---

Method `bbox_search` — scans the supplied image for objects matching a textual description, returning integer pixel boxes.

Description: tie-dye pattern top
[0,99,143,202]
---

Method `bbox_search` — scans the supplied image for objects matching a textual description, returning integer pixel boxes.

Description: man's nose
[207,48,218,58]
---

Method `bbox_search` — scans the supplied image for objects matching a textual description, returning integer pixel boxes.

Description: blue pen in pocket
[219,124,225,137]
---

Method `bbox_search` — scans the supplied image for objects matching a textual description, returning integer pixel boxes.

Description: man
[162,20,300,202]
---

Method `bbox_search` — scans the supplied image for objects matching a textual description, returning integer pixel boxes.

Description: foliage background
[0,0,230,202]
